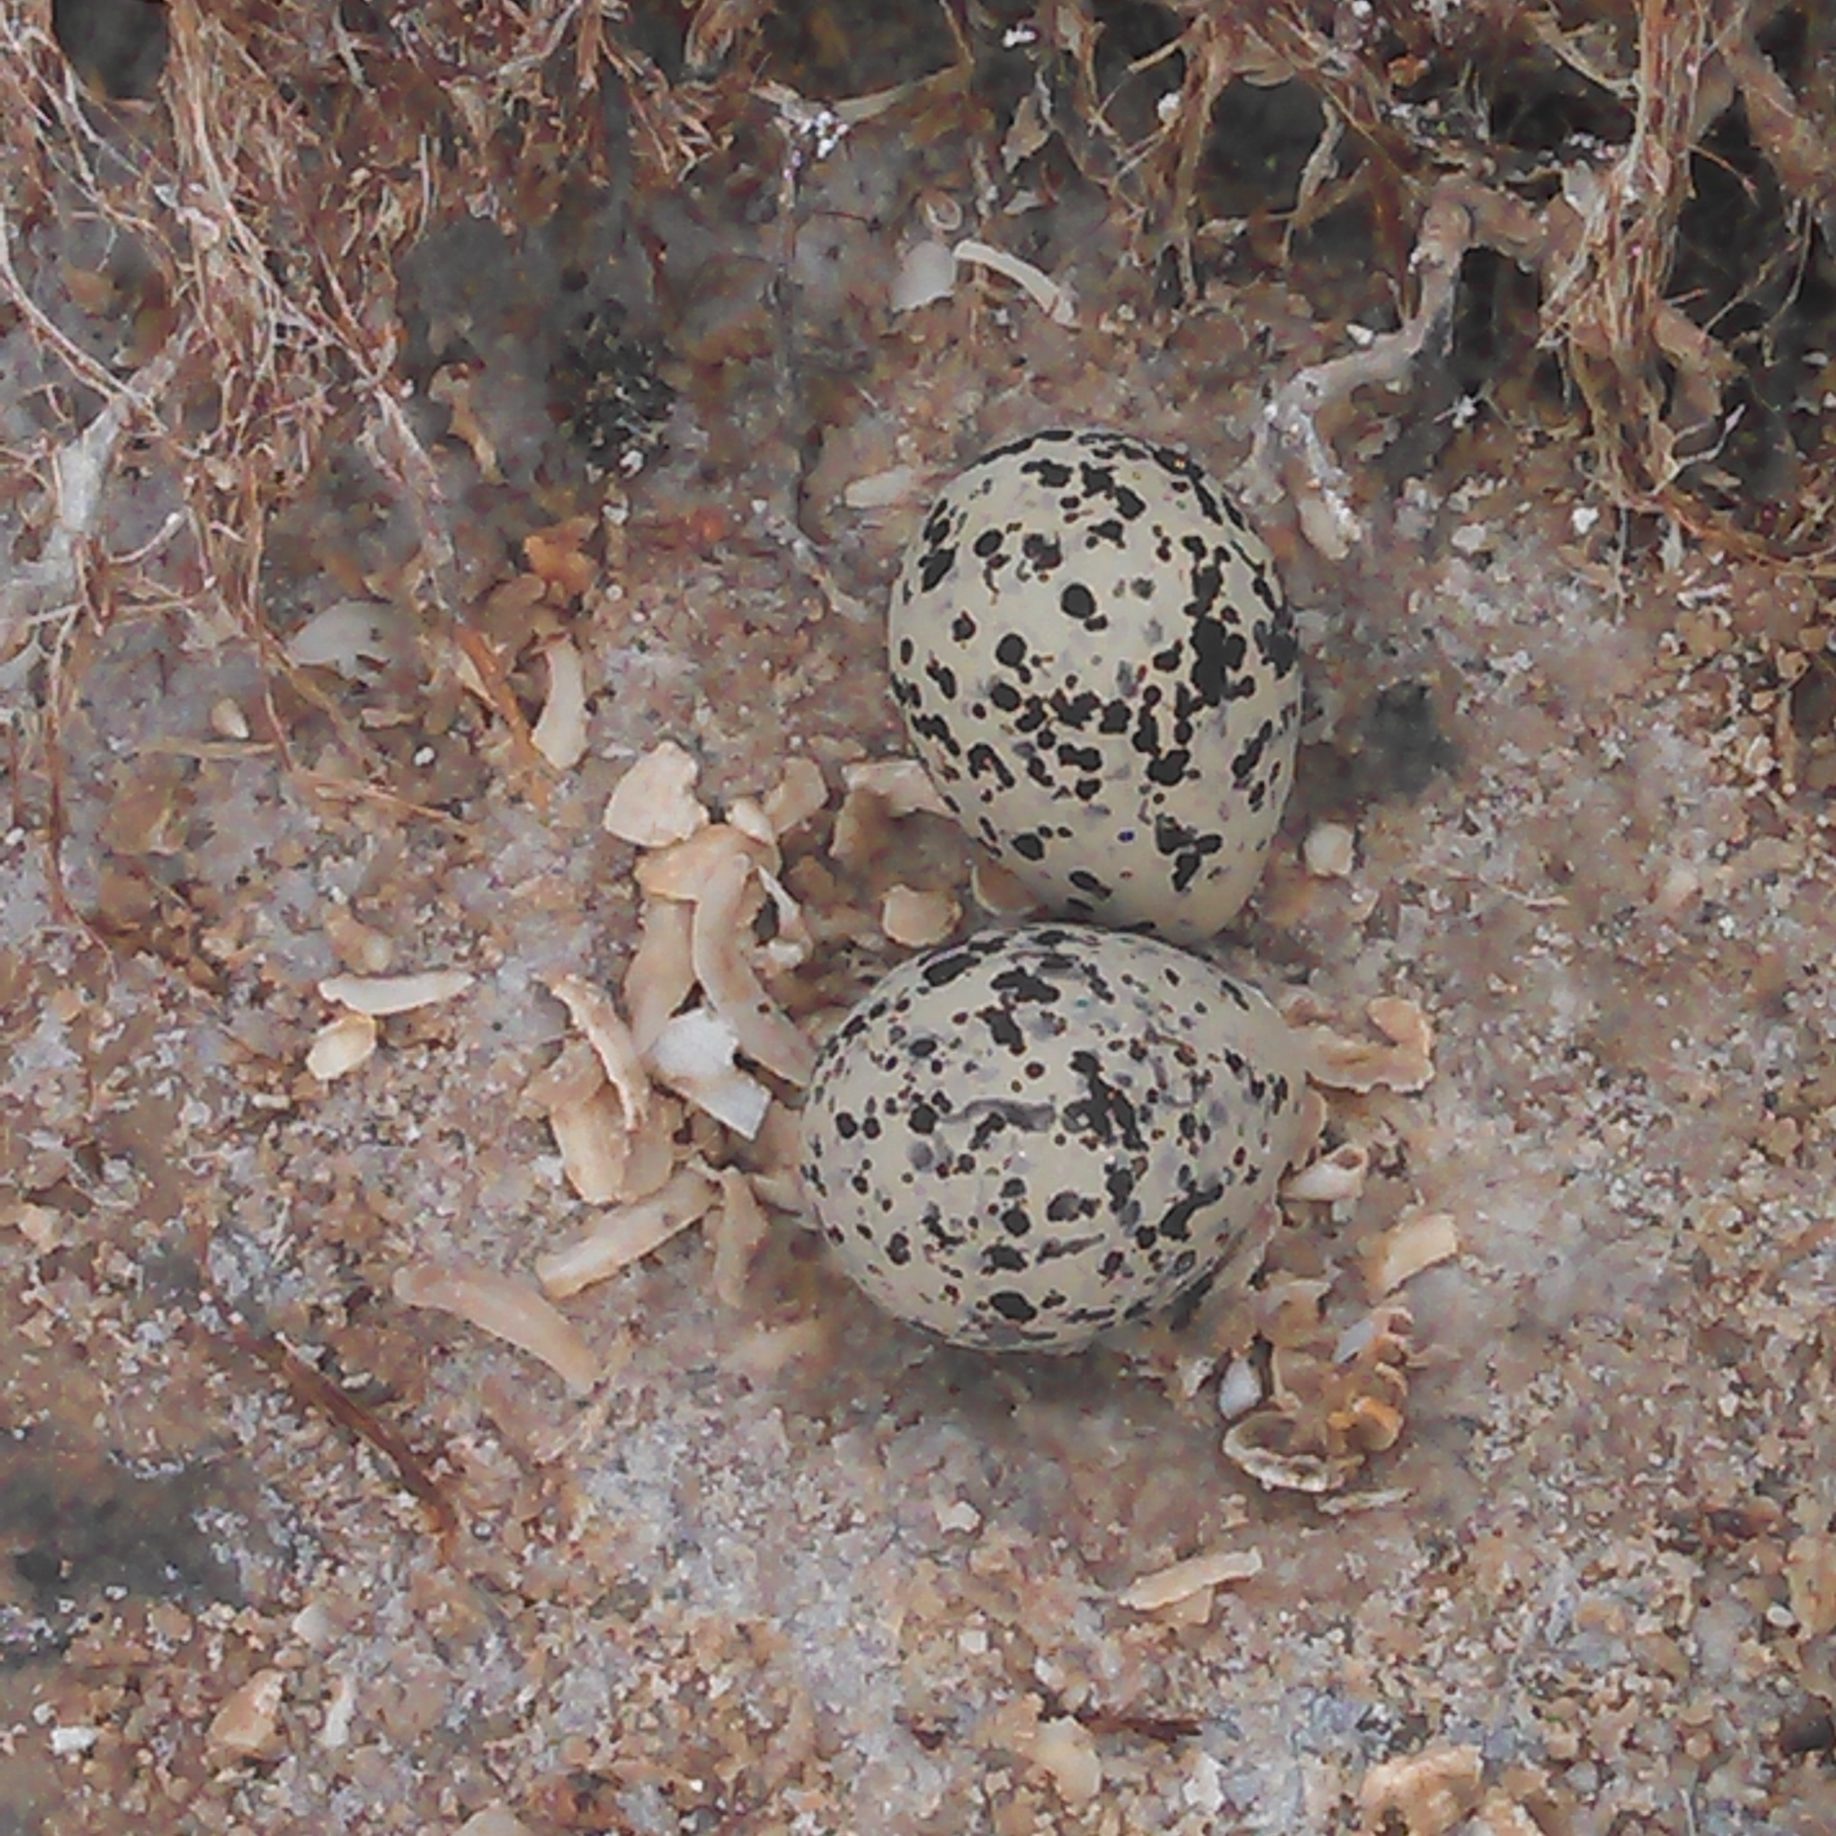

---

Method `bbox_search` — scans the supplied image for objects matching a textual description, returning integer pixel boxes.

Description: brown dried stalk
[1724,27,1836,248]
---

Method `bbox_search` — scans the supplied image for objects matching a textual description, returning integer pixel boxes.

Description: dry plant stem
[1262,186,1472,560]
[222,1315,462,1548]
[0,199,132,403]
[1266,143,1737,557]
[1724,30,1836,249]
[0,337,186,658]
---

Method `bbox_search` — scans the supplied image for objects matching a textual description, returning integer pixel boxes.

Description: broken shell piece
[621,1093,685,1202]
[1293,995,1435,1094]
[831,760,949,869]
[635,823,774,901]
[305,1010,378,1081]
[1027,1717,1102,1807]
[726,795,776,847]
[285,600,397,678]
[761,756,828,836]
[548,1084,630,1204]
[534,1168,717,1299]
[1222,1410,1359,1494]
[549,974,650,1125]
[840,757,949,816]
[709,1167,773,1308]
[1216,1355,1263,1420]
[318,969,474,1016]
[890,237,957,314]
[525,1037,606,1118]
[1120,1545,1264,1611]
[1336,1392,1407,1453]
[5,1202,69,1253]
[603,739,708,848]
[742,1101,805,1213]
[829,786,893,872]
[209,697,251,740]
[691,853,815,1085]
[207,1669,287,1759]
[530,636,589,771]
[624,896,696,1053]
[881,883,959,947]
[969,858,1040,917]
[646,1007,772,1138]
[756,866,813,973]
[392,1261,599,1393]
[1364,1209,1460,1297]
[1357,1744,1484,1836]
[1369,995,1434,1059]
[952,236,1077,325]
[1283,1140,1370,1203]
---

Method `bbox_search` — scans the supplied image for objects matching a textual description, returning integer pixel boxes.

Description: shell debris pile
[376,429,1449,1508]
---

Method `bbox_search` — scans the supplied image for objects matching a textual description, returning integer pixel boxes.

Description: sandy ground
[3,20,1836,1836]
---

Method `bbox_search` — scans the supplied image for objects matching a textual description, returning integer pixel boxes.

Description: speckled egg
[889,427,1301,943]
[799,923,1307,1353]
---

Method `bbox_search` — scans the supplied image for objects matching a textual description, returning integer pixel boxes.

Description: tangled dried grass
[3,0,1834,752]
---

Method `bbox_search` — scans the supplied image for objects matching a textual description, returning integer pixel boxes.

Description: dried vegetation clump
[4,0,1836,746]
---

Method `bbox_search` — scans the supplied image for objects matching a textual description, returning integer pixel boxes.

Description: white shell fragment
[285,599,396,677]
[880,883,959,947]
[1222,1412,1357,1494]
[603,739,708,847]
[890,238,957,314]
[647,1007,773,1138]
[1120,1545,1264,1611]
[1027,1718,1102,1805]
[800,922,1306,1351]
[635,823,770,900]
[392,1262,599,1393]
[761,756,829,835]
[624,895,696,1053]
[709,1167,773,1308]
[951,236,1077,325]
[530,636,589,770]
[547,1082,631,1204]
[689,853,816,1085]
[890,428,1300,942]
[1296,997,1436,1093]
[206,1669,287,1759]
[548,974,650,1125]
[1282,1140,1371,1203]
[840,756,950,816]
[318,969,474,1016]
[534,1168,717,1299]
[209,696,250,740]
[305,1010,377,1081]
[1364,1210,1460,1296]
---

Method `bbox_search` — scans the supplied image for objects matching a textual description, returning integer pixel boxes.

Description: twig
[0,331,188,660]
[1258,183,1473,558]
[219,1314,461,1547]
